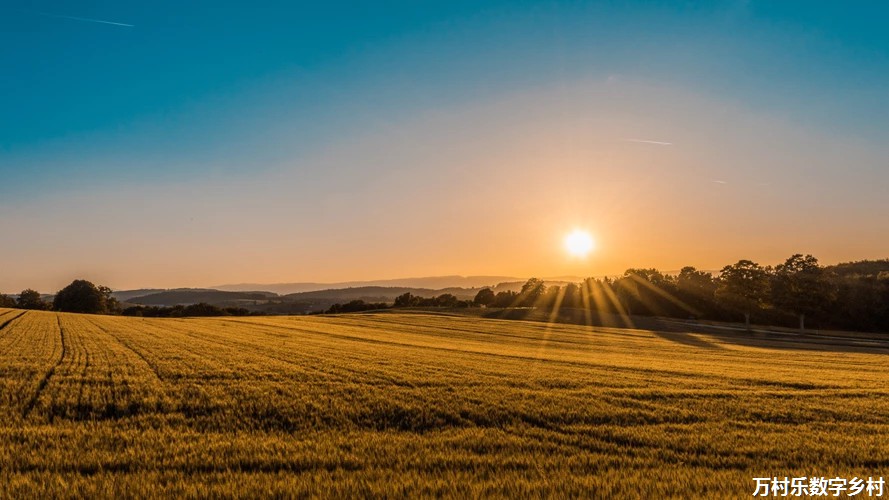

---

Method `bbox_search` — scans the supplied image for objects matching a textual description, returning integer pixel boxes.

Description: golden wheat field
[0,307,887,498]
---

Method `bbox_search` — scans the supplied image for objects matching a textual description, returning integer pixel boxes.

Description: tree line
[0,280,254,318]
[327,255,889,332]
[3,256,887,331]
[0,280,121,314]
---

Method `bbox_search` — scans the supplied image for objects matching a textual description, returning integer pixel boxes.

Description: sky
[1,1,888,292]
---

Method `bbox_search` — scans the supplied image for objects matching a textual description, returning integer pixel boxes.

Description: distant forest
[326,255,889,333]
[2,255,887,332]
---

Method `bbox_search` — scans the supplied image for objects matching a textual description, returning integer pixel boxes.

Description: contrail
[624,139,673,146]
[712,180,728,184]
[20,9,134,27]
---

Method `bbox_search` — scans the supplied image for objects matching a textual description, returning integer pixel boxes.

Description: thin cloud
[624,139,673,146]
[20,9,134,27]
[712,180,728,184]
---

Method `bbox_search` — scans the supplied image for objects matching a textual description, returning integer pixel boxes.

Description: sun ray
[598,279,636,329]
[626,274,701,317]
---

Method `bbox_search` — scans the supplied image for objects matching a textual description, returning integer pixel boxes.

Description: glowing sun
[564,229,595,257]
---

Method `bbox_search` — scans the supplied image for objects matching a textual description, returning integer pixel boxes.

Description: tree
[393,292,415,307]
[716,260,769,331]
[325,300,388,314]
[122,306,145,317]
[491,290,518,308]
[0,294,16,308]
[541,285,561,309]
[519,278,546,307]
[53,280,112,314]
[623,268,669,286]
[561,283,581,309]
[582,277,620,314]
[183,303,225,317]
[677,267,716,296]
[472,288,495,306]
[826,261,889,332]
[771,254,835,332]
[434,293,459,307]
[17,289,47,310]
[613,268,681,317]
[99,286,121,315]
[676,266,717,317]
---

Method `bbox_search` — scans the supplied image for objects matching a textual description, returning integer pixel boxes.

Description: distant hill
[285,286,482,302]
[120,286,490,315]
[112,288,234,302]
[112,289,170,302]
[126,290,278,306]
[120,277,606,309]
[828,259,889,277]
[213,276,522,295]
[119,286,487,314]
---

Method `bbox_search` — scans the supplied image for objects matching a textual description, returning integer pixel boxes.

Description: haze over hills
[124,290,278,307]
[110,276,533,305]
[103,272,697,304]
[114,277,602,314]
[119,286,487,313]
[110,288,226,302]
[212,276,544,295]
[284,286,484,301]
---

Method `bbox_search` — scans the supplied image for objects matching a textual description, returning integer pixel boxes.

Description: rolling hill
[124,289,278,306]
[212,275,523,295]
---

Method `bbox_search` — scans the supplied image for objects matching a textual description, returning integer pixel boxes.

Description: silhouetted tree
[99,286,121,314]
[53,280,111,314]
[183,303,225,316]
[121,303,253,317]
[491,290,518,308]
[716,260,769,331]
[541,285,561,309]
[0,294,16,308]
[677,266,716,296]
[829,270,889,331]
[17,289,47,310]
[434,293,459,307]
[519,278,546,306]
[582,277,620,315]
[771,254,836,331]
[623,268,669,285]
[473,288,495,306]
[223,307,251,316]
[560,283,581,309]
[326,300,389,314]
[676,266,718,318]
[122,306,145,317]
[393,292,415,307]
[612,269,684,317]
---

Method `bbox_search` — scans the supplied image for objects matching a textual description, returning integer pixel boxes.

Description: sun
[564,229,595,258]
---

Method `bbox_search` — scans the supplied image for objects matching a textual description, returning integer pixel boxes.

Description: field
[0,307,887,498]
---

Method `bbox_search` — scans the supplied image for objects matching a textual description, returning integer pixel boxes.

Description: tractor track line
[85,318,165,383]
[0,311,27,333]
[22,316,67,419]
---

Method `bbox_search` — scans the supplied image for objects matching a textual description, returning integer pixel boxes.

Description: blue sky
[2,1,888,290]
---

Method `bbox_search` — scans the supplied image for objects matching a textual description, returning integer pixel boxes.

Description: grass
[0,307,887,497]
